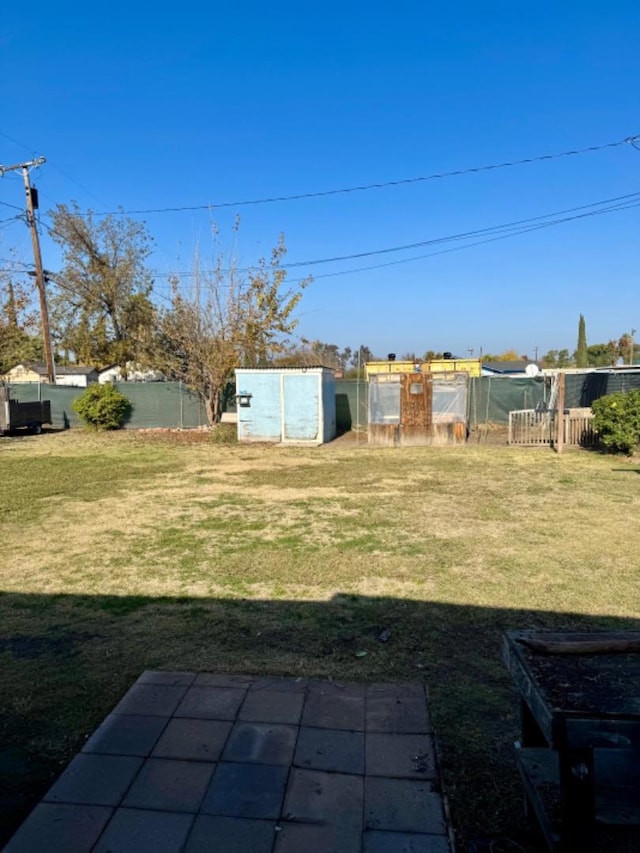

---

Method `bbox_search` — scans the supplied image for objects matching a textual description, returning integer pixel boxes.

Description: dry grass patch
[1,431,639,849]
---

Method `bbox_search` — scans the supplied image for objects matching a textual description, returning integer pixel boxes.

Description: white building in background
[98,363,166,383]
[2,362,99,387]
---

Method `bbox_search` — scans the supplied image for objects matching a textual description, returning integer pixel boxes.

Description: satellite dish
[525,363,540,377]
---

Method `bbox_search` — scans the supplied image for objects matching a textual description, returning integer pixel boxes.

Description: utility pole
[0,157,55,384]
[631,329,636,366]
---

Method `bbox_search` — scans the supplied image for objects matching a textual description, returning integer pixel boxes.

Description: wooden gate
[509,409,597,447]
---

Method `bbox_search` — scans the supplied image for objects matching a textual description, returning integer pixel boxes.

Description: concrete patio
[5,671,454,852]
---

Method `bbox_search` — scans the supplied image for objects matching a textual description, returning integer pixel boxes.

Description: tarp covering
[468,376,545,425]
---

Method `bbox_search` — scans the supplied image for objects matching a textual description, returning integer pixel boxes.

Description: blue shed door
[282,374,319,441]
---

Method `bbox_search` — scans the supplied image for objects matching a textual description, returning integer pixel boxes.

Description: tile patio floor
[5,672,454,853]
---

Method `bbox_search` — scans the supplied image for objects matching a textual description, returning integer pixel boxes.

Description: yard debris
[378,628,392,643]
[354,650,368,658]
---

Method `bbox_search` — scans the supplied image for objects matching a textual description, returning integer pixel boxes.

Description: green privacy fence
[8,378,368,432]
[563,371,640,408]
[467,376,546,425]
[468,372,640,425]
[8,382,207,430]
[335,379,369,432]
[343,377,547,429]
[335,376,547,429]
[8,372,640,431]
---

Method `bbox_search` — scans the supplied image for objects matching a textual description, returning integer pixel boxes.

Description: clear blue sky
[1,1,639,360]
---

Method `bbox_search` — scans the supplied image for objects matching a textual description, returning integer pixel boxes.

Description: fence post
[556,372,565,454]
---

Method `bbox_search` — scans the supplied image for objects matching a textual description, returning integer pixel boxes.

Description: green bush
[72,383,132,430]
[591,389,640,454]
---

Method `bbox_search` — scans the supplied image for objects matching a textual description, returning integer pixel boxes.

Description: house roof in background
[17,362,98,376]
[482,361,540,374]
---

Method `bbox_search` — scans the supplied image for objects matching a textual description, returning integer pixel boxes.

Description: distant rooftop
[22,362,98,376]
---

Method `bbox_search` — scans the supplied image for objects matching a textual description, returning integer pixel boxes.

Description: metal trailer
[0,385,52,435]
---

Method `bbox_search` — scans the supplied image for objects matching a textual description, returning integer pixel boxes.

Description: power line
[282,198,640,283]
[0,216,24,232]
[46,162,111,210]
[25,186,640,297]
[49,135,640,217]
[0,128,38,156]
[281,190,640,268]
[143,189,640,278]
[17,191,640,301]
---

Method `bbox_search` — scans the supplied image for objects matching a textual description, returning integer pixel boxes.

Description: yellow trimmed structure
[364,357,482,379]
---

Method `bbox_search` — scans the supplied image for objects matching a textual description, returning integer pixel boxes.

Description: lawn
[1,429,639,850]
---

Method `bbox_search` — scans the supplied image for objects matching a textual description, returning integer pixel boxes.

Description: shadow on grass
[0,591,638,852]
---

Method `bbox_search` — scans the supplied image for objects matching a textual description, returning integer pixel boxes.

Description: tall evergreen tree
[575,314,588,368]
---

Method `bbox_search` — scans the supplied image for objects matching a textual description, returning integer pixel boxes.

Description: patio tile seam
[5,675,452,852]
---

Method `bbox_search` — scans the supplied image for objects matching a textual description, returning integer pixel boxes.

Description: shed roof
[235,365,334,372]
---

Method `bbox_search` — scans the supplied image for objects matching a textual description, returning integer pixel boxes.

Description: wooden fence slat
[509,410,597,447]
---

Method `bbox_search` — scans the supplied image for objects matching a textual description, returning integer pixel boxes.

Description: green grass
[1,430,639,850]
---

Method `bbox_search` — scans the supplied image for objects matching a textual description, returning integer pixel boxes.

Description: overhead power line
[281,190,640,268]
[43,135,639,218]
[142,189,640,279]
[0,199,24,212]
[283,198,640,283]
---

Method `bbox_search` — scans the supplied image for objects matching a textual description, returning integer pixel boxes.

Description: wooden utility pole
[556,371,565,454]
[0,157,55,384]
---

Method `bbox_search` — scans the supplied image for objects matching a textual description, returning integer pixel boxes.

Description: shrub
[591,389,640,454]
[72,383,132,430]
[209,423,237,445]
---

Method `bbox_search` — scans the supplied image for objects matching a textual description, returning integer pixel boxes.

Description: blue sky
[1,2,639,360]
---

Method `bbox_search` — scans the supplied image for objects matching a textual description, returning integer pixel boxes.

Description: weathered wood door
[399,373,433,445]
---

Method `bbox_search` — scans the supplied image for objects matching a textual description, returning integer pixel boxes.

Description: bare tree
[157,231,310,424]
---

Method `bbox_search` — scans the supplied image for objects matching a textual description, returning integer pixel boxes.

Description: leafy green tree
[575,314,588,368]
[0,274,43,373]
[482,349,521,362]
[47,203,156,373]
[607,339,621,365]
[587,344,610,367]
[541,350,559,368]
[157,231,310,424]
[557,349,572,368]
[619,333,634,366]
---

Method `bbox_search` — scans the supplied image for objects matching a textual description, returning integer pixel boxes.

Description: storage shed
[234,367,336,445]
[368,371,469,446]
